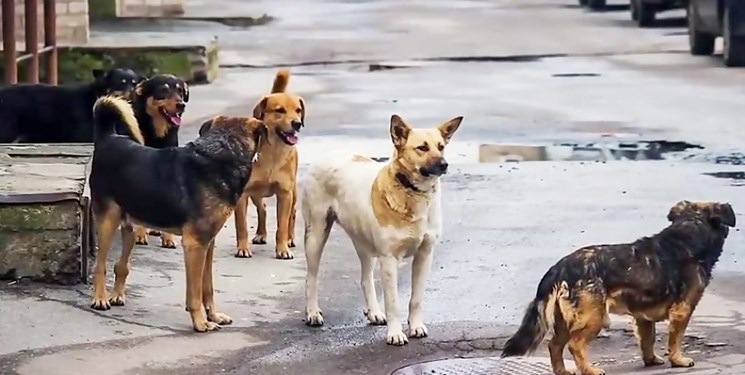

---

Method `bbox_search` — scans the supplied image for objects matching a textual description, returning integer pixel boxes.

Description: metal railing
[2,0,58,85]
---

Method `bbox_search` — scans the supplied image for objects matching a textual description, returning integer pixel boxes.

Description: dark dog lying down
[0,68,143,143]
[88,95,266,332]
[502,200,735,375]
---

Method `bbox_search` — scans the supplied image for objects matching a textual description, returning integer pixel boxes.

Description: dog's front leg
[133,224,149,245]
[408,243,434,339]
[274,190,294,260]
[203,239,233,326]
[182,233,219,332]
[380,255,407,345]
[668,294,702,368]
[160,232,177,249]
[234,193,253,258]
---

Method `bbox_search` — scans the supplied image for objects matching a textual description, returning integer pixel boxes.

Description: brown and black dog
[117,74,190,249]
[199,69,304,259]
[501,200,736,375]
[89,95,266,332]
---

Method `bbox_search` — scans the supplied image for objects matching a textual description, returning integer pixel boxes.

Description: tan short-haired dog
[302,114,463,345]
[199,69,304,259]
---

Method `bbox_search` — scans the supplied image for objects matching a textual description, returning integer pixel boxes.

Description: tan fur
[351,154,376,162]
[97,95,144,145]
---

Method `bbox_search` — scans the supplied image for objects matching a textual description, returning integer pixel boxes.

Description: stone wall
[116,0,184,17]
[0,0,90,51]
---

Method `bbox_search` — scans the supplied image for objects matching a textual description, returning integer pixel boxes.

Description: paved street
[3,0,745,374]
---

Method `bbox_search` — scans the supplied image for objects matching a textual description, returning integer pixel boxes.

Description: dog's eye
[416,144,429,152]
[437,143,444,151]
[276,108,286,114]
[296,108,302,113]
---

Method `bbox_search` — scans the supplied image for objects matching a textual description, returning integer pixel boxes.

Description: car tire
[723,6,745,67]
[587,0,605,11]
[630,0,639,21]
[635,0,656,27]
[687,1,715,56]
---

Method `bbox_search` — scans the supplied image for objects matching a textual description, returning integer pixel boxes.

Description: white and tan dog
[301,114,463,345]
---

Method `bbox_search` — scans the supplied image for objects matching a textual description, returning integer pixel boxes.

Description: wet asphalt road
[5,1,745,374]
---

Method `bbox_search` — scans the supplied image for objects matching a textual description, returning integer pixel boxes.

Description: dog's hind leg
[548,315,573,375]
[634,318,664,366]
[234,193,253,258]
[304,207,333,327]
[91,202,122,310]
[274,190,294,260]
[134,224,149,245]
[203,239,233,326]
[109,220,136,306]
[565,292,606,375]
[353,241,385,325]
[250,195,267,245]
[160,232,178,249]
[287,183,297,248]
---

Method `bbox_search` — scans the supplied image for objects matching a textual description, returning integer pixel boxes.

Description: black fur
[0,68,143,143]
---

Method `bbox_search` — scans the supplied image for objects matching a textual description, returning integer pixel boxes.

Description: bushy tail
[93,95,144,145]
[271,69,290,93]
[501,266,563,358]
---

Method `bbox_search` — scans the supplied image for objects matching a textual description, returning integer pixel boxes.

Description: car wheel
[579,0,588,6]
[636,0,656,27]
[587,0,606,11]
[723,6,745,67]
[630,0,639,21]
[687,1,715,55]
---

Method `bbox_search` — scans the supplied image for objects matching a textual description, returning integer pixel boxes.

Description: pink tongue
[169,115,182,126]
[286,133,298,145]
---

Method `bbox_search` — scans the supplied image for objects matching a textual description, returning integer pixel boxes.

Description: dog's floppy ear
[708,203,736,227]
[667,200,691,222]
[92,68,106,81]
[253,96,268,119]
[390,114,411,150]
[299,98,306,124]
[438,116,463,144]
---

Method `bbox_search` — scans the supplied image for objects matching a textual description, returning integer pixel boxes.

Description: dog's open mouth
[276,128,299,146]
[159,107,183,127]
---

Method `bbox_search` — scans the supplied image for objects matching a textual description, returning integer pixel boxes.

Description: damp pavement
[4,0,745,374]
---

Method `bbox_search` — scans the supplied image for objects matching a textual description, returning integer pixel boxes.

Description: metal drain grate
[390,357,554,375]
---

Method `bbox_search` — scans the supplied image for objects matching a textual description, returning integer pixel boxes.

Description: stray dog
[200,69,303,259]
[302,114,463,345]
[0,68,143,143]
[121,74,190,249]
[89,95,265,332]
[501,200,736,375]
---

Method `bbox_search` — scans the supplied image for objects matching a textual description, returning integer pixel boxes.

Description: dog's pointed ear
[92,69,106,81]
[253,96,268,119]
[299,98,306,124]
[438,116,463,144]
[134,81,145,97]
[667,200,691,222]
[390,114,411,149]
[708,203,736,227]
[182,81,190,103]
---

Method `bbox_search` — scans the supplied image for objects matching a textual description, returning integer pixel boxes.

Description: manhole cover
[390,357,554,375]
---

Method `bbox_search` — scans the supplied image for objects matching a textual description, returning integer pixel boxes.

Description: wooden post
[2,0,18,84]
[25,0,40,83]
[43,0,57,85]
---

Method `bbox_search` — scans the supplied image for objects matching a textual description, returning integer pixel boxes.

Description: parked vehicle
[629,0,687,27]
[688,0,745,67]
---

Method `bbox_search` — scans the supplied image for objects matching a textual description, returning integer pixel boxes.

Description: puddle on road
[552,73,601,78]
[703,171,745,186]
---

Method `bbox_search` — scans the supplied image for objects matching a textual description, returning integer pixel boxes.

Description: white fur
[302,159,442,345]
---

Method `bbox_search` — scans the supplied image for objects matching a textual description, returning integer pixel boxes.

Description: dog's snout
[176,102,186,112]
[438,159,449,174]
[291,120,303,131]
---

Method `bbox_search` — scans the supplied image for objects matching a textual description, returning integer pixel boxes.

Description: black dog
[502,200,735,375]
[89,95,266,332]
[111,74,190,247]
[0,68,143,143]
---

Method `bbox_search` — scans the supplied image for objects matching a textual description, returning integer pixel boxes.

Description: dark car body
[630,0,687,27]
[688,0,745,66]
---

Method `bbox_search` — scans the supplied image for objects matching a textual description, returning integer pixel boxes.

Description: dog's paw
[148,229,162,236]
[643,355,665,367]
[160,236,177,249]
[193,320,222,332]
[386,330,409,346]
[409,323,428,338]
[275,248,294,260]
[583,367,605,375]
[251,234,267,245]
[365,310,387,325]
[670,355,695,368]
[91,294,111,311]
[235,248,253,258]
[135,233,149,245]
[207,311,233,325]
[108,292,126,306]
[288,239,296,248]
[306,309,324,326]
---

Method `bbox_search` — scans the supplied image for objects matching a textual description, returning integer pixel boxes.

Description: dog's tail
[93,95,144,145]
[501,265,564,358]
[271,69,290,93]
